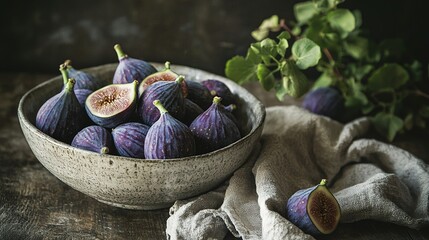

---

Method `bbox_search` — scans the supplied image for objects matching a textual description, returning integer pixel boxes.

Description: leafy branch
[225,0,429,142]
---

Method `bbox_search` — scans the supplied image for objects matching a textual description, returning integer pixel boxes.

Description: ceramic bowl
[18,63,265,210]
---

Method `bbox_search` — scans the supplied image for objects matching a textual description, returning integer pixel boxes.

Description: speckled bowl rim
[18,63,266,164]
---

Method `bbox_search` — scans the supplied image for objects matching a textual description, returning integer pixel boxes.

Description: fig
[144,100,196,159]
[286,179,341,236]
[201,79,235,105]
[138,61,187,97]
[223,103,239,128]
[59,64,93,107]
[85,80,138,128]
[63,59,103,90]
[182,99,204,126]
[138,75,186,126]
[112,44,157,84]
[186,80,212,110]
[112,122,150,158]
[71,125,114,154]
[301,87,344,120]
[190,96,241,154]
[36,78,90,144]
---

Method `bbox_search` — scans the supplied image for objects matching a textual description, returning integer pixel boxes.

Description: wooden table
[1,73,428,239]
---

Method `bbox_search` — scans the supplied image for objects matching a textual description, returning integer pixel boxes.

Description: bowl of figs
[18,44,265,210]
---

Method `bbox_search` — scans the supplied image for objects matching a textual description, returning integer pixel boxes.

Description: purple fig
[36,78,90,144]
[302,87,344,120]
[186,80,212,110]
[202,79,235,105]
[71,125,114,154]
[286,179,341,236]
[59,64,94,107]
[112,44,157,84]
[223,104,240,129]
[63,60,104,90]
[138,61,187,97]
[182,99,204,126]
[85,80,138,128]
[112,122,150,158]
[138,75,186,126]
[144,100,196,159]
[190,96,241,154]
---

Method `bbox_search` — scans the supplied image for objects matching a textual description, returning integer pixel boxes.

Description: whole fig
[182,99,204,126]
[301,87,344,120]
[113,44,157,84]
[112,122,150,158]
[138,61,186,97]
[138,75,186,126]
[85,80,138,128]
[144,100,196,159]
[202,79,235,105]
[71,125,114,154]
[186,80,212,110]
[286,179,341,236]
[59,64,93,107]
[36,78,90,144]
[190,96,241,154]
[63,60,103,90]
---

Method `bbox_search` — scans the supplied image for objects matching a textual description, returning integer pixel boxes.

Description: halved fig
[137,61,187,97]
[286,179,341,236]
[85,80,138,128]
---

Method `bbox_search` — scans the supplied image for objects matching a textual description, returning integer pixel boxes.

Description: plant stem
[322,48,343,80]
[279,19,299,40]
[415,89,429,100]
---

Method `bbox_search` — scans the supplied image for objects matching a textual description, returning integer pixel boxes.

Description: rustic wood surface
[1,73,428,239]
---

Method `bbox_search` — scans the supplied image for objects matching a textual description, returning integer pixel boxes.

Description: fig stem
[59,64,69,85]
[213,96,222,104]
[65,78,76,92]
[153,100,168,114]
[175,75,185,84]
[100,147,110,154]
[320,179,327,186]
[165,61,171,70]
[63,59,72,68]
[114,44,127,60]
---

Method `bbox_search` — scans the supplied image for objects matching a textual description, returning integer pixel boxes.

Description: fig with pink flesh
[112,122,150,158]
[286,179,341,236]
[71,125,114,154]
[144,100,196,159]
[112,44,157,84]
[85,80,138,128]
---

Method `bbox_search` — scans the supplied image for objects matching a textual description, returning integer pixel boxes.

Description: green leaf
[327,9,355,37]
[277,39,289,57]
[371,112,404,142]
[274,83,288,101]
[246,46,262,65]
[344,36,369,60]
[353,10,362,28]
[292,38,322,69]
[312,71,335,89]
[282,60,310,97]
[367,63,409,91]
[354,65,373,81]
[294,1,318,24]
[251,15,280,41]
[256,64,276,90]
[260,38,278,57]
[313,0,337,11]
[277,31,291,40]
[225,56,258,84]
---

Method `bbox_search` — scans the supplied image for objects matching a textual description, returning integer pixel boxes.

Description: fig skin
[75,88,93,107]
[301,87,344,120]
[112,122,150,158]
[138,61,187,97]
[85,80,138,128]
[71,125,114,154]
[138,76,186,126]
[59,63,93,107]
[63,60,104,90]
[36,78,90,144]
[201,79,236,105]
[182,99,204,126]
[186,80,212,110]
[112,44,157,84]
[190,96,241,154]
[286,179,341,236]
[144,100,196,159]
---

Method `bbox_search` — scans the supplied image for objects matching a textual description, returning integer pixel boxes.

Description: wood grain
[1,74,428,239]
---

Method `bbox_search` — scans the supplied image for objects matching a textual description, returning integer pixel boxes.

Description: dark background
[0,0,427,76]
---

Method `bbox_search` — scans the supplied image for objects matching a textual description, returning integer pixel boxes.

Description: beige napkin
[166,106,429,239]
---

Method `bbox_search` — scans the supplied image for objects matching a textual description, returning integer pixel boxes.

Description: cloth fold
[166,106,429,240]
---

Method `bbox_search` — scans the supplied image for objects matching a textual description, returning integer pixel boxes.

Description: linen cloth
[166,106,429,239]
